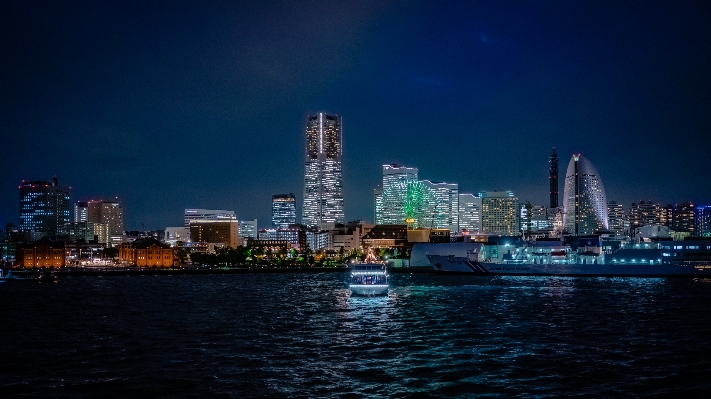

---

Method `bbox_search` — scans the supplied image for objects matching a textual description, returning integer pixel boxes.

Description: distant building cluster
[2,113,709,269]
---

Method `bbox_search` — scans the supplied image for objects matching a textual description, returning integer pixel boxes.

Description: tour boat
[349,249,389,296]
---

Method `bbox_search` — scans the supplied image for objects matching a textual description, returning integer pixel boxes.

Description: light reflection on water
[1,273,711,397]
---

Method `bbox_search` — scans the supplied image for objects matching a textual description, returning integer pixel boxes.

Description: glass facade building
[302,113,344,228]
[184,209,236,227]
[19,178,71,239]
[562,154,609,235]
[696,206,711,237]
[272,194,296,228]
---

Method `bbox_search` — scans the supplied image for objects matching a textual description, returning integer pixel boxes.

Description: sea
[2,272,711,398]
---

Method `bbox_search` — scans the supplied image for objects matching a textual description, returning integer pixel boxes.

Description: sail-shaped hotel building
[562,154,609,235]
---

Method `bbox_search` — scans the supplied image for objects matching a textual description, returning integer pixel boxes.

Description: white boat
[349,249,389,296]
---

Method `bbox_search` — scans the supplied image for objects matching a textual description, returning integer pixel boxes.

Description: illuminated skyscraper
[19,177,71,238]
[696,206,711,237]
[458,193,482,233]
[302,113,344,228]
[272,194,296,228]
[562,154,608,235]
[88,200,124,246]
[422,180,459,231]
[607,200,627,236]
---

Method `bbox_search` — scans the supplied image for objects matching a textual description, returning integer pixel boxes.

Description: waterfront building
[458,194,482,233]
[189,220,241,249]
[520,205,551,234]
[18,237,66,268]
[549,147,559,208]
[74,201,88,223]
[375,164,419,225]
[607,201,627,237]
[422,180,459,232]
[272,194,296,228]
[672,202,695,234]
[87,200,124,246]
[19,177,71,239]
[362,225,408,248]
[695,206,711,237]
[238,219,258,240]
[118,236,174,268]
[184,209,236,227]
[562,154,608,235]
[480,191,520,236]
[302,113,344,228]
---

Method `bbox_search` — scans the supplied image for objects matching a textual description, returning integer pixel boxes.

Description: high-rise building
[302,113,344,228]
[629,201,661,231]
[19,177,71,239]
[607,201,627,237]
[695,206,711,237]
[375,164,419,225]
[238,219,258,239]
[549,147,559,208]
[480,191,520,236]
[673,202,695,234]
[422,180,459,232]
[87,200,124,245]
[184,209,236,227]
[458,194,482,233]
[189,220,241,248]
[562,154,608,235]
[272,194,296,228]
[74,201,88,223]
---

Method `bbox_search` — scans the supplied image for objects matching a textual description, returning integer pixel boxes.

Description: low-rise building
[118,236,175,267]
[19,237,66,268]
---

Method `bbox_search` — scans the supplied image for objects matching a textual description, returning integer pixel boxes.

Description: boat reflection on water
[349,249,389,296]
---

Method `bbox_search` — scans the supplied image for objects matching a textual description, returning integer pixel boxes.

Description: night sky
[2,1,710,230]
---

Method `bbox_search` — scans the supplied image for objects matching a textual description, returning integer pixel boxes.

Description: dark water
[2,273,711,398]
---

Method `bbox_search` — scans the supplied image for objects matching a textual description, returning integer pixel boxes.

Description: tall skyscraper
[562,154,608,235]
[479,191,520,236]
[549,147,559,208]
[302,113,344,228]
[272,194,296,228]
[87,200,124,245]
[19,177,71,238]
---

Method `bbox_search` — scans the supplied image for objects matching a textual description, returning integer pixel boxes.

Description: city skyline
[2,2,711,230]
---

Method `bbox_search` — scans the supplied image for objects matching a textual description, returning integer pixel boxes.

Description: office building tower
[520,204,551,234]
[272,194,296,228]
[562,154,608,235]
[549,147,559,208]
[480,191,520,236]
[239,219,258,239]
[607,201,627,237]
[629,201,661,231]
[375,164,419,225]
[458,194,482,233]
[189,220,241,248]
[673,202,695,233]
[87,200,124,245]
[422,180,459,232]
[696,206,711,237]
[302,113,344,228]
[184,209,236,227]
[74,201,88,223]
[19,177,71,238]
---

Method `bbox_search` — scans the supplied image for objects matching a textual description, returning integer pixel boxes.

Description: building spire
[549,147,559,208]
